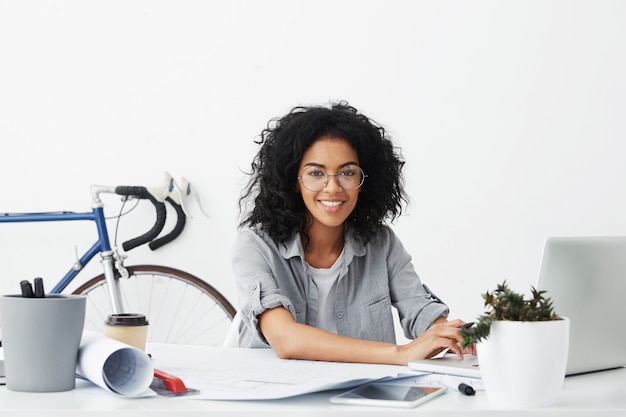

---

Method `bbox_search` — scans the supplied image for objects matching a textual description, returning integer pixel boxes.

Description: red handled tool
[151,368,199,396]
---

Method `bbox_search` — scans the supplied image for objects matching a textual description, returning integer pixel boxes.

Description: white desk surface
[1,343,625,417]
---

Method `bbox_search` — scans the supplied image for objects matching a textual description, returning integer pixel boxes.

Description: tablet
[330,381,446,408]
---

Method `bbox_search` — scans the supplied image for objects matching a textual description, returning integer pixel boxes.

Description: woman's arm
[259,306,468,366]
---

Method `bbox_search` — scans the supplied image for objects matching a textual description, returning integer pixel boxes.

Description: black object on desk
[457,382,476,396]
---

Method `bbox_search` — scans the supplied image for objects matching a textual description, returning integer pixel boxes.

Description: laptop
[409,352,481,378]
[409,236,626,378]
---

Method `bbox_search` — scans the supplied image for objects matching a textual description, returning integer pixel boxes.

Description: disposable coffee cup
[0,294,86,392]
[104,313,149,351]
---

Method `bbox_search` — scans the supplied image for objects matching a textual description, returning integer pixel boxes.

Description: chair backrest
[222,311,243,347]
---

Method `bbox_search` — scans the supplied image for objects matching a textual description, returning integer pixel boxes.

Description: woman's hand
[260,308,476,366]
[463,342,477,356]
[399,319,473,364]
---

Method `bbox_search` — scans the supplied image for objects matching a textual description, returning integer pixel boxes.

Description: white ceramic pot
[477,317,570,409]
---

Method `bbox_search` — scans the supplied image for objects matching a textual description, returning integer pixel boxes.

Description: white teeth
[321,201,342,207]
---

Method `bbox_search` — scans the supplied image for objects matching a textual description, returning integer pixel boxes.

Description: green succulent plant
[460,280,561,348]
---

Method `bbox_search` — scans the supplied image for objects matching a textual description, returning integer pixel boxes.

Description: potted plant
[460,281,569,409]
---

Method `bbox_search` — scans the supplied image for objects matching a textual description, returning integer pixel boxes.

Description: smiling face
[296,136,361,233]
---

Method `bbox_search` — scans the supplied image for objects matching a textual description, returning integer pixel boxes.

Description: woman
[232,101,472,365]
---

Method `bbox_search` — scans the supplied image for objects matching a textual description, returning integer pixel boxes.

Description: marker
[33,277,45,298]
[416,375,478,396]
[441,374,476,396]
[457,382,476,396]
[20,280,34,298]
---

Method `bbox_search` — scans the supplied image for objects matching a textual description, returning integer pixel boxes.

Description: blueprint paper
[147,343,412,400]
[76,330,154,397]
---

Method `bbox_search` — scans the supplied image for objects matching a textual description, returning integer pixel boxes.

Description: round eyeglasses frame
[297,166,367,192]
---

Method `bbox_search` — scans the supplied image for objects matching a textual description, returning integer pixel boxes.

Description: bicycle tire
[72,265,237,346]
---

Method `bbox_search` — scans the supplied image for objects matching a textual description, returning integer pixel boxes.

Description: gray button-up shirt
[231,225,449,348]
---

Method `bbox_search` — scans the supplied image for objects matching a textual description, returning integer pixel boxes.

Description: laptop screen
[536,236,626,375]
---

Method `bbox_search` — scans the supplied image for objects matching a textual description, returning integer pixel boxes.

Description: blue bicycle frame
[1,180,185,315]
[1,199,124,313]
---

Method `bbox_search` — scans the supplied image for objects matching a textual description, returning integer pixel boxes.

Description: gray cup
[0,294,86,392]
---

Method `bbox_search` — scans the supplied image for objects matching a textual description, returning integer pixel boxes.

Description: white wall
[1,0,625,325]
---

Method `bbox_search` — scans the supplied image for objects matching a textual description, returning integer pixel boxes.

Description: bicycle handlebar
[149,196,186,250]
[113,185,187,252]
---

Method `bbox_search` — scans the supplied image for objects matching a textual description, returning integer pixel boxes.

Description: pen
[440,374,476,396]
[20,280,35,298]
[33,277,45,298]
[413,375,479,396]
[433,322,477,359]
[457,382,476,396]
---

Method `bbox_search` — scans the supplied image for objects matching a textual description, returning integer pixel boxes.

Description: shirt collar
[279,226,367,260]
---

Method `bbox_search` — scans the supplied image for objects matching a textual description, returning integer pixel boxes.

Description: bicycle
[0,174,237,346]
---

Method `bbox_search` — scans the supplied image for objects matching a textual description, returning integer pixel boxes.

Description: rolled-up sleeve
[385,229,449,338]
[232,229,295,347]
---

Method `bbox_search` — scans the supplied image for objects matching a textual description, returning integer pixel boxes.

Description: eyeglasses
[298,165,366,192]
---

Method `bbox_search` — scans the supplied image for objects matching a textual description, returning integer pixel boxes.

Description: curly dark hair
[238,101,408,245]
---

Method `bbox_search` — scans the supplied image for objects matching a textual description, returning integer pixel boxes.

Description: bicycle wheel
[72,265,237,346]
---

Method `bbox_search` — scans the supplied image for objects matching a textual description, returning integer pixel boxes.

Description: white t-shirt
[306,249,345,334]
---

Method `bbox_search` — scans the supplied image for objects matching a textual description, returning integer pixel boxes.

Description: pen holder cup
[104,313,149,351]
[0,294,86,392]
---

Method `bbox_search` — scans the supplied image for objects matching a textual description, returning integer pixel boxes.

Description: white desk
[1,344,625,417]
